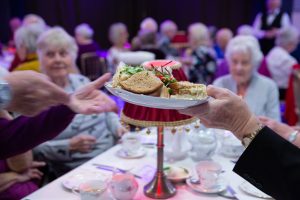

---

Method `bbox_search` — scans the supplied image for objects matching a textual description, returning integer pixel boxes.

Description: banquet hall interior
[0,0,300,199]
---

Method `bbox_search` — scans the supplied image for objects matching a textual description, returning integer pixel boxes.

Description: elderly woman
[158,20,179,58]
[23,14,47,28]
[213,35,280,121]
[135,29,165,59]
[214,28,233,60]
[9,14,48,72]
[13,24,45,72]
[33,27,125,176]
[74,23,101,71]
[183,23,217,84]
[140,17,158,33]
[266,26,299,99]
[107,22,130,72]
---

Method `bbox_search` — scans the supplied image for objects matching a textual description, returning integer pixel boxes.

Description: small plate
[116,148,146,159]
[186,177,227,194]
[62,170,108,190]
[164,166,190,183]
[240,181,273,199]
[105,82,209,110]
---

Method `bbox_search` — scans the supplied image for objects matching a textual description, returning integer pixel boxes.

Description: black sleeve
[233,126,300,200]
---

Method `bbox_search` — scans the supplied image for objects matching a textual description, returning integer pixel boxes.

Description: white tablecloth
[23,129,267,200]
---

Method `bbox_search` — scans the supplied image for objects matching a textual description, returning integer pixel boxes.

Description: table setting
[23,60,273,200]
[23,126,273,200]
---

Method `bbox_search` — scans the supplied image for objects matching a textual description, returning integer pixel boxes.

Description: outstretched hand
[179,85,260,140]
[4,71,70,116]
[67,73,117,114]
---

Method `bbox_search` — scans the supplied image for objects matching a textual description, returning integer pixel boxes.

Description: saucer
[62,169,108,190]
[164,166,190,183]
[239,181,273,199]
[186,177,227,194]
[116,148,146,159]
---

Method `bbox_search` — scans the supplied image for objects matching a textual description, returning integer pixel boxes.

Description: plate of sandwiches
[105,60,209,110]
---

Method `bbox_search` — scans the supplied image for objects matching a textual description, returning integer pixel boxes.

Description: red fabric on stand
[285,64,300,125]
[122,68,192,124]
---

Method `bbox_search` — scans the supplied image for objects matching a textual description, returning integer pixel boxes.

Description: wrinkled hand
[116,126,128,137]
[17,168,44,182]
[67,73,117,114]
[179,85,260,140]
[258,116,294,139]
[4,71,70,116]
[69,134,97,153]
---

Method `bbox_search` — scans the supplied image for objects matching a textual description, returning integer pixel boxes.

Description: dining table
[23,127,272,200]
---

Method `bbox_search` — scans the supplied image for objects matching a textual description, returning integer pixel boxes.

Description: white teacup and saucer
[117,133,146,159]
[186,161,227,194]
[72,179,108,200]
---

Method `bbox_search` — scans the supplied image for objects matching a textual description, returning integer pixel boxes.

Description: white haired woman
[33,27,125,177]
[74,23,100,71]
[213,35,280,121]
[183,22,217,84]
[107,22,130,72]
[158,20,179,57]
[13,24,45,72]
[23,14,47,28]
[266,26,299,99]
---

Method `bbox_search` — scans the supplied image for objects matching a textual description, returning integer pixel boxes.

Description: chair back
[80,52,107,81]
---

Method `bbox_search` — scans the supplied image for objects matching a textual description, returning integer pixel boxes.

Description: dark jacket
[234,126,300,200]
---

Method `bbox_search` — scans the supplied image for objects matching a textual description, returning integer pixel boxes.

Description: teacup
[122,133,142,156]
[73,180,107,200]
[221,135,245,157]
[196,161,222,189]
[109,173,139,200]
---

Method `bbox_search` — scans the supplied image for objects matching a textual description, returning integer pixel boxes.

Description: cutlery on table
[92,163,142,179]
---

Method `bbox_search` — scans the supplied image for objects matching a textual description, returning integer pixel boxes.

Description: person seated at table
[179,85,300,200]
[266,26,299,100]
[213,35,280,121]
[140,17,158,33]
[33,27,126,177]
[158,20,179,58]
[237,24,255,36]
[131,17,158,51]
[182,22,217,84]
[213,28,233,60]
[9,14,48,72]
[12,24,45,72]
[74,23,101,72]
[0,110,46,200]
[22,14,47,28]
[135,29,166,59]
[107,22,130,73]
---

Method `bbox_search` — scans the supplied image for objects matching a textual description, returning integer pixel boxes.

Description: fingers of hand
[178,101,210,117]
[28,169,43,179]
[91,73,111,89]
[206,85,231,99]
